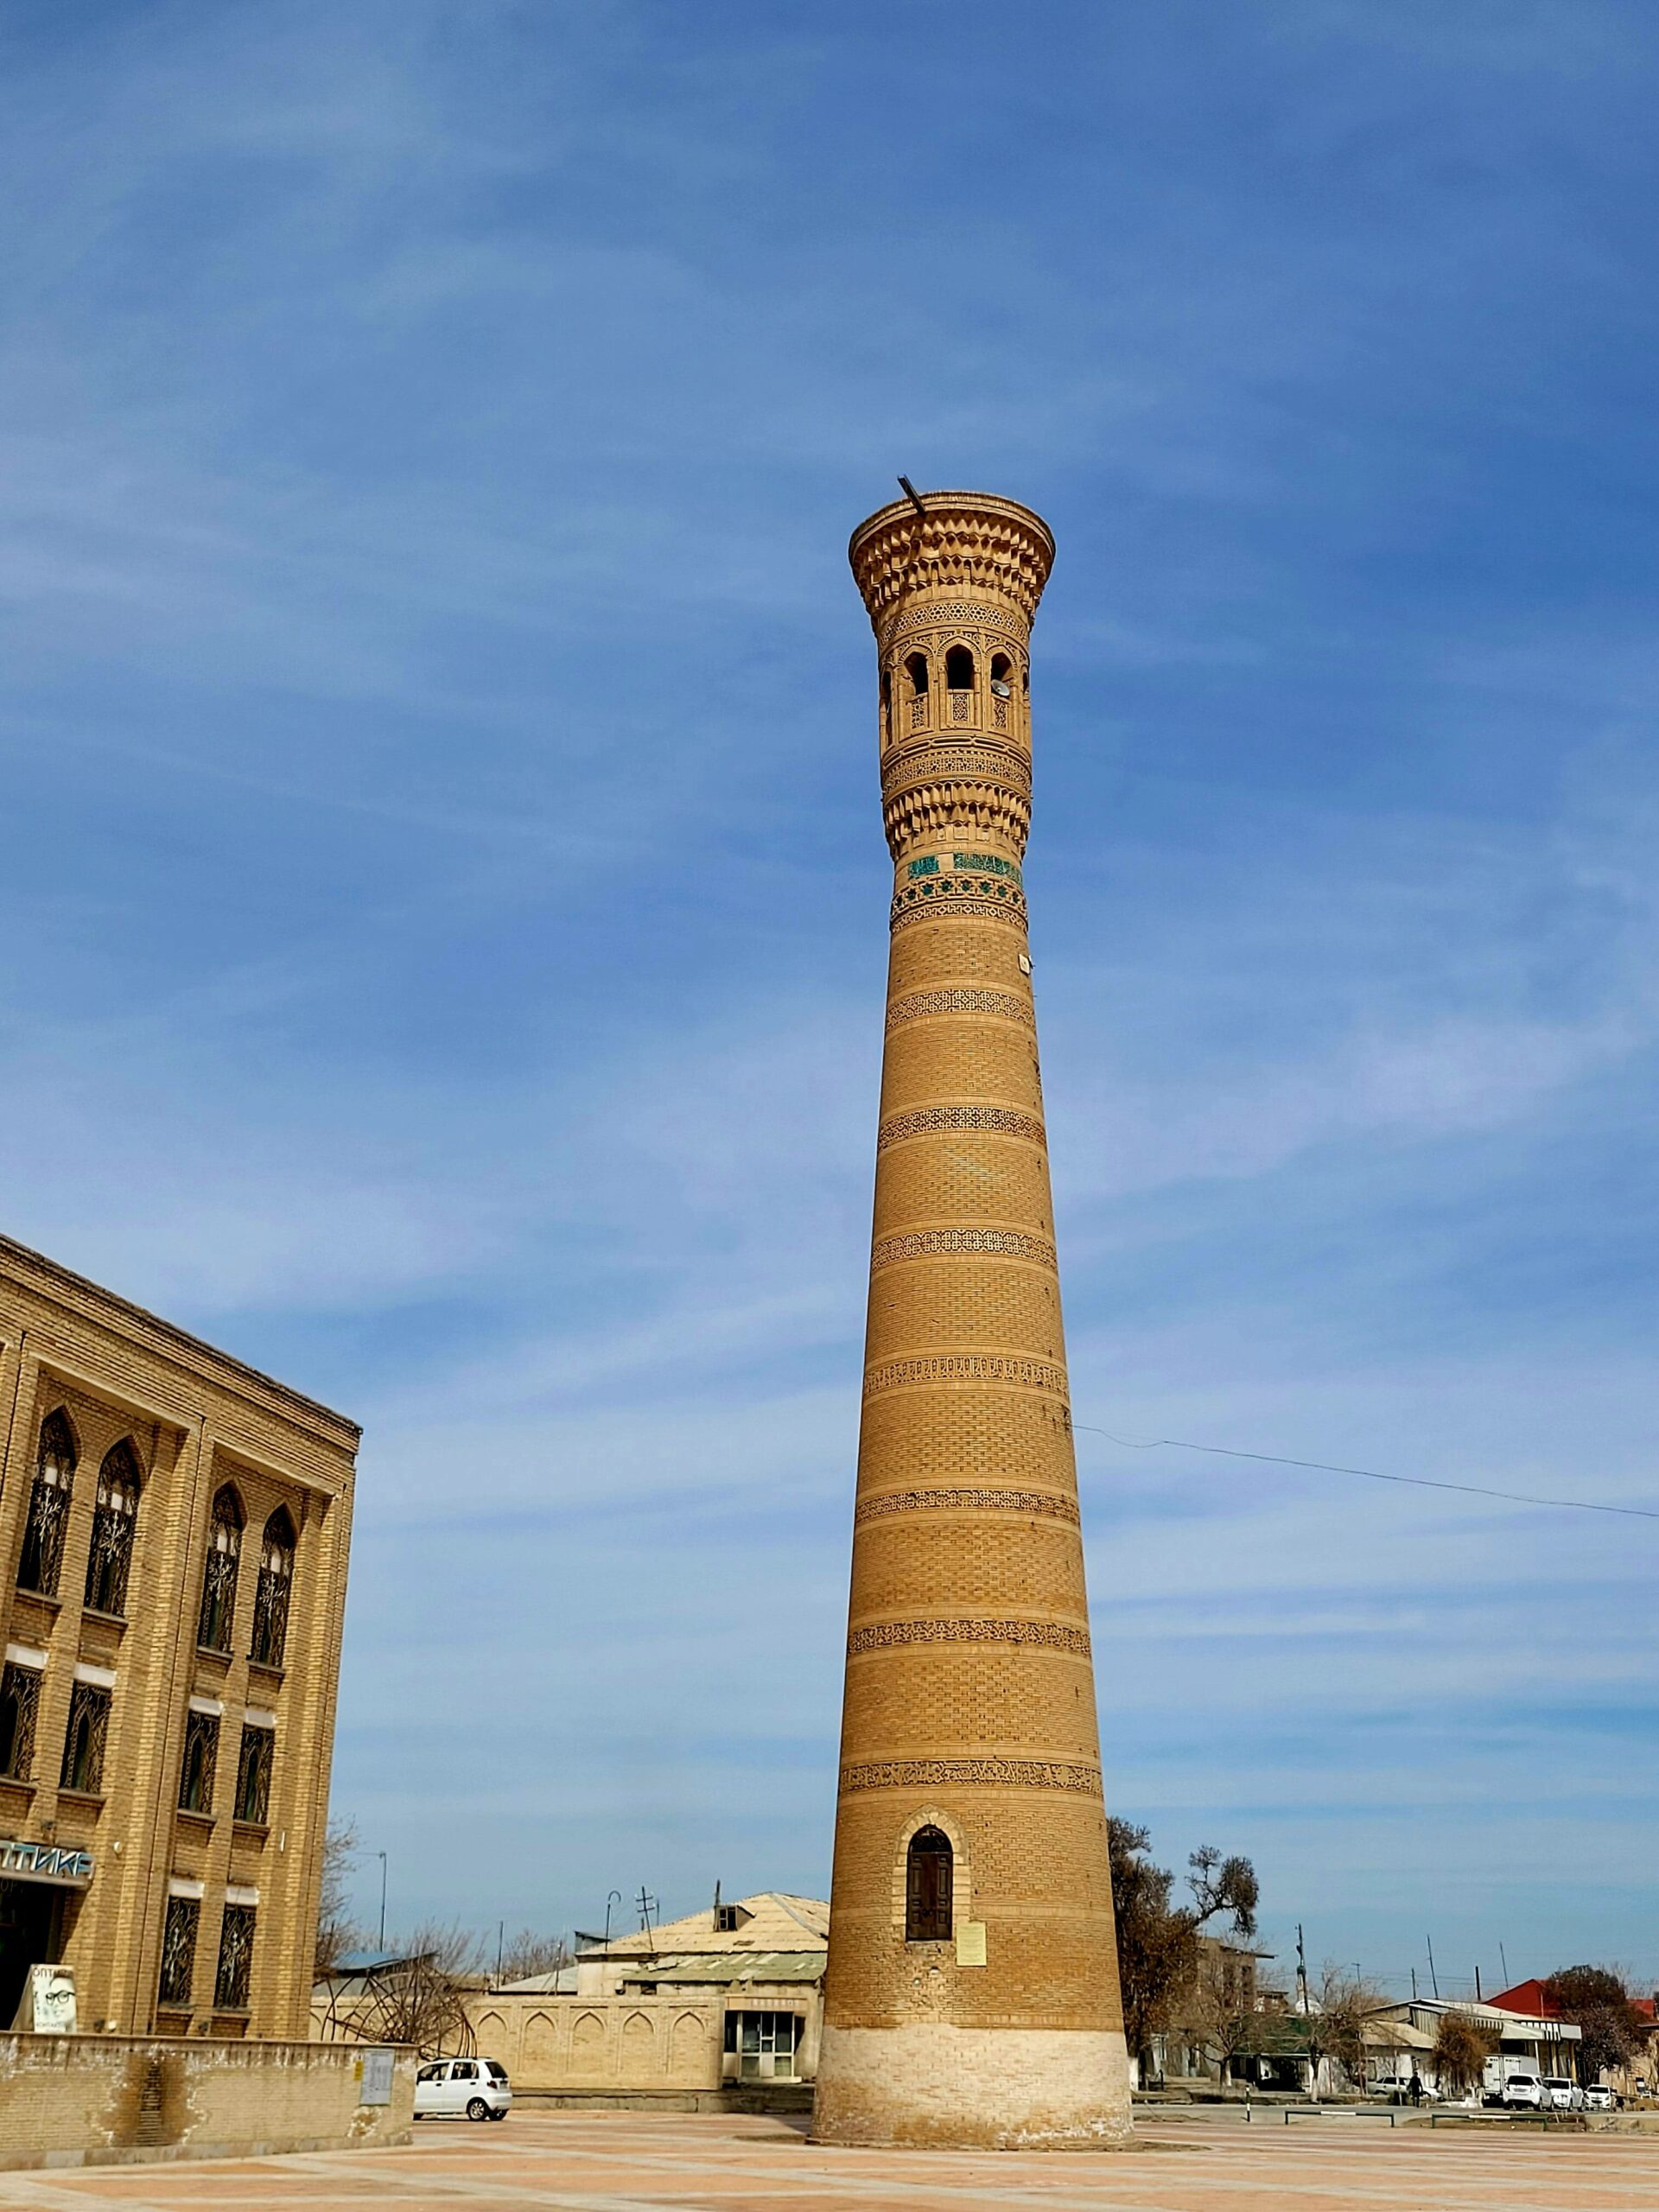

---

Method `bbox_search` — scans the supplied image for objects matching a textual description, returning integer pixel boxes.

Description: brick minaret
[813,492,1133,2149]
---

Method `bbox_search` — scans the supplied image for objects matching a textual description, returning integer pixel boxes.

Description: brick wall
[0,2034,410,2169]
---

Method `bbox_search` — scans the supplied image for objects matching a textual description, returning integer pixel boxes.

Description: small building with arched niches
[0,1231,355,2040]
[461,1893,828,2103]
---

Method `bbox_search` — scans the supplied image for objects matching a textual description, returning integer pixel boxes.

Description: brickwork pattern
[816,492,1131,2149]
[0,1236,355,2042]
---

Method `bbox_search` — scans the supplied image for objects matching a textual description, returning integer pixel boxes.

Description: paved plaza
[0,2110,1656,2212]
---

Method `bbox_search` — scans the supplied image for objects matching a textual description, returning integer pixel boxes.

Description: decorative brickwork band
[876,1104,1045,1152]
[839,1757,1103,1796]
[886,988,1033,1031]
[870,1227,1056,1272]
[862,1352,1068,1397]
[891,876,1027,925]
[892,894,1027,934]
[854,1486,1081,1526]
[849,1618,1091,1656]
[878,599,1031,650]
[881,742,1031,795]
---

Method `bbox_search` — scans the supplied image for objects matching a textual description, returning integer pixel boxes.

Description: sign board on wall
[358,2049,395,2107]
[13,1965,77,2034]
[0,1840,93,1886]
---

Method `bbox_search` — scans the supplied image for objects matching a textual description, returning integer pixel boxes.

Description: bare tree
[1433,2010,1498,2100]
[1189,1943,1256,2090]
[1110,1819,1261,2084]
[1545,1965,1643,2085]
[1310,1966,1389,2096]
[314,1818,361,1980]
[495,1929,575,1984]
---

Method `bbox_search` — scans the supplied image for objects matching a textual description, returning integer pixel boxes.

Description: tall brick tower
[813,492,1133,2150]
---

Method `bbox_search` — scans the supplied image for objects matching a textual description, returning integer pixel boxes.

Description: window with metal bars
[197,1486,244,1652]
[60,1681,111,1795]
[159,1896,199,2008]
[0,1664,41,1781]
[234,1726,274,1824]
[18,1410,76,1596]
[905,1825,953,1942]
[179,1708,219,1815]
[85,1439,142,1617]
[250,1509,296,1669]
[214,1904,255,2010]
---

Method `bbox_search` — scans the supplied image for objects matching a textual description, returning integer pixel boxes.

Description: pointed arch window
[18,1411,76,1596]
[945,645,976,690]
[250,1509,296,1669]
[0,1663,41,1781]
[906,1825,954,1942]
[905,652,930,696]
[85,1440,142,1617]
[197,1487,244,1653]
[60,1681,111,1795]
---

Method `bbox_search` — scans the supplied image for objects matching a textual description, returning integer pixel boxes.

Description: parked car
[414,2056,512,2120]
[1542,2077,1584,2110]
[1584,2083,1613,2111]
[1502,2073,1545,2109]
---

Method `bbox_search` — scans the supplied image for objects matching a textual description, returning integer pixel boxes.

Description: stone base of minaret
[813,2023,1134,2149]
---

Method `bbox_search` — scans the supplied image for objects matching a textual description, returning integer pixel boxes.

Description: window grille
[60,1681,111,1795]
[905,1825,953,1942]
[197,1487,244,1652]
[179,1708,219,1815]
[159,1896,199,2008]
[85,1440,142,1617]
[214,1904,255,2010]
[18,1411,76,1596]
[250,1510,296,1669]
[234,1726,274,1825]
[0,1664,41,1781]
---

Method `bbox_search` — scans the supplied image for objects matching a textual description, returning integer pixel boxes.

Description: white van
[414,2056,512,2120]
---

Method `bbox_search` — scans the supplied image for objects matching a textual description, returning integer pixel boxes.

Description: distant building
[0,1233,355,2036]
[1491,1977,1659,2096]
[1366,1997,1582,2094]
[462,1892,827,2097]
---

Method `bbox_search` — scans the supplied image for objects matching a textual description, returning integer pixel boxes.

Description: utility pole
[1426,1936,1440,1999]
[1296,1924,1309,2014]
[1475,1964,1482,2002]
[376,1852,387,1950]
[1411,1967,1418,2000]
[1499,1942,1510,1988]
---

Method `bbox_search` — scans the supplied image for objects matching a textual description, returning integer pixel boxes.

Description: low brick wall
[0,2035,413,2170]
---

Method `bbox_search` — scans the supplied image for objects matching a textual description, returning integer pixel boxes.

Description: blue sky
[3,0,1656,1995]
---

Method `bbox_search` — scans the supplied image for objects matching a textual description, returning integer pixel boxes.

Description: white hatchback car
[1502,2072,1544,2108]
[1542,2076,1584,2110]
[414,2056,512,2120]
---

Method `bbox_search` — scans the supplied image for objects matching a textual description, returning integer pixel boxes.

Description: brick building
[0,1232,354,2037]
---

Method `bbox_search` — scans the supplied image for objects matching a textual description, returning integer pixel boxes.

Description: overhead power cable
[1071,1425,1659,1522]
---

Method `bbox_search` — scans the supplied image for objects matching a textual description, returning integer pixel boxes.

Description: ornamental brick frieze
[838,1757,1103,1796]
[886,988,1033,1029]
[869,1227,1057,1272]
[849,1618,1091,1656]
[877,598,1030,652]
[876,1103,1045,1151]
[881,741,1032,794]
[853,1485,1082,1525]
[890,886,1027,932]
[861,1351,1068,1397]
